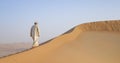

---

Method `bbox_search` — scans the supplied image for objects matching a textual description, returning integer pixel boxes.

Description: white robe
[30,24,40,47]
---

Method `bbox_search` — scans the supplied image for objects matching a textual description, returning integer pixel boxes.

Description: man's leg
[32,36,39,47]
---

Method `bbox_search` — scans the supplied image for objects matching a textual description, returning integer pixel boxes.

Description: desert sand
[0,20,120,63]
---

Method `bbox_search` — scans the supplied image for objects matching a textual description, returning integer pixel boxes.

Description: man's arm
[37,26,40,37]
[30,26,33,37]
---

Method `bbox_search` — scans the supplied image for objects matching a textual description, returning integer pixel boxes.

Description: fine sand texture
[0,20,120,63]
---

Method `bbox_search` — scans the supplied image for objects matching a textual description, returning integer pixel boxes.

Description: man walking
[30,22,40,47]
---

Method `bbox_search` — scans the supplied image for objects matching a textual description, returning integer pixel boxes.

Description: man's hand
[30,34,32,37]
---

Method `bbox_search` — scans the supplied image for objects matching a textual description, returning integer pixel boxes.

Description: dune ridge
[0,20,120,63]
[77,20,120,32]
[61,20,120,37]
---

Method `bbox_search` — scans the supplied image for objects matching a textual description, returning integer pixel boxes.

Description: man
[30,22,40,47]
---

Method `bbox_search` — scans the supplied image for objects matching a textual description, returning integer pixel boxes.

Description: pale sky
[0,0,120,43]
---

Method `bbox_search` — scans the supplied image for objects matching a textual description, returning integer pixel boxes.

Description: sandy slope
[0,20,120,63]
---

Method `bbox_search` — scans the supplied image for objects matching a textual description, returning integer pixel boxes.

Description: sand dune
[0,20,120,63]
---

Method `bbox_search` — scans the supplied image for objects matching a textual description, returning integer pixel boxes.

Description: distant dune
[0,20,120,63]
[0,43,31,57]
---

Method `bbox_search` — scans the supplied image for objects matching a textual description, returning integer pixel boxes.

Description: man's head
[34,22,38,25]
